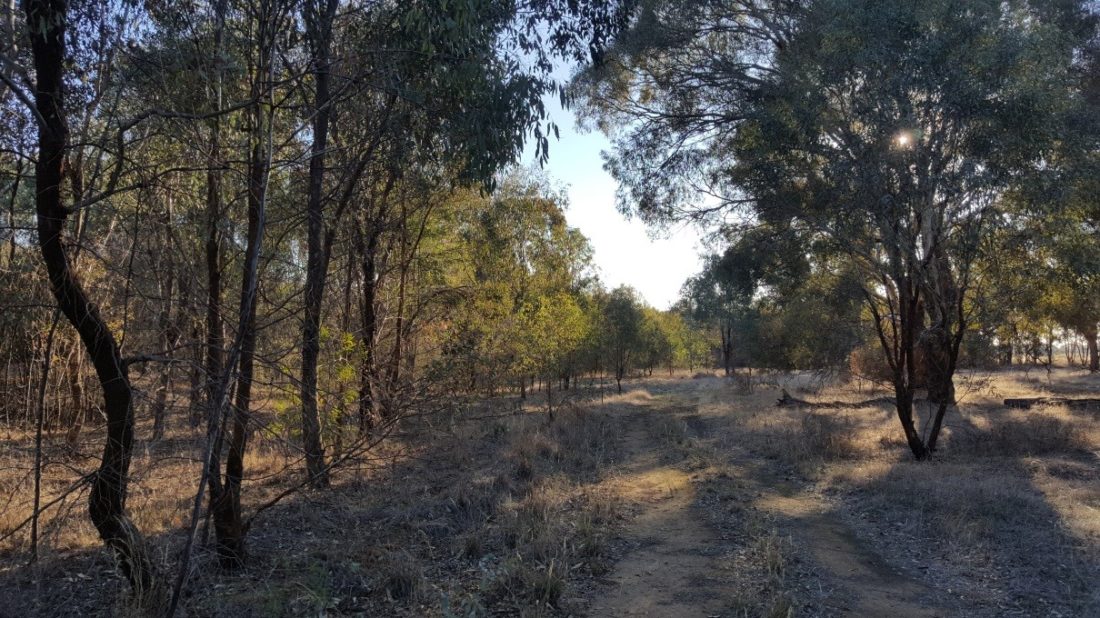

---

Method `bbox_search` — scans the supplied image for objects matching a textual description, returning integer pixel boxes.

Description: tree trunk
[207,17,274,566]
[210,119,268,569]
[151,268,175,442]
[721,323,734,377]
[923,399,950,451]
[26,0,155,592]
[385,199,414,420]
[6,156,21,265]
[179,273,203,420]
[893,387,929,460]
[151,196,179,442]
[920,325,955,405]
[201,0,226,430]
[211,282,257,568]
[65,344,86,428]
[869,271,932,461]
[1086,330,1099,373]
[354,216,380,433]
[898,287,932,460]
[298,0,338,489]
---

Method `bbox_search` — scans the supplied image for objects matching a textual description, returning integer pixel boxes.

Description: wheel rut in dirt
[593,396,735,617]
[592,384,955,617]
[753,488,946,617]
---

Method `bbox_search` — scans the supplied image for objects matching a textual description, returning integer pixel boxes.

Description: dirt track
[589,380,953,617]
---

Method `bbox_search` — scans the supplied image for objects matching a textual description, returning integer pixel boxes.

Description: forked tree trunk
[206,13,275,566]
[26,0,155,592]
[1086,330,1099,373]
[870,274,931,461]
[896,293,930,460]
[209,130,267,569]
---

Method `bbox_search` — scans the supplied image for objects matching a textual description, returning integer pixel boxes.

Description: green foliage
[581,0,1096,382]
[438,168,599,392]
[600,286,646,382]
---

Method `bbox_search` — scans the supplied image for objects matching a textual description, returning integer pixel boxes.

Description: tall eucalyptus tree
[578,0,1094,458]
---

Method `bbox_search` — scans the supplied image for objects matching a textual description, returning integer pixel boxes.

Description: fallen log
[776,389,895,409]
[1003,397,1100,410]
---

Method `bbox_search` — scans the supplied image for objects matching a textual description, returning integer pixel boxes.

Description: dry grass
[613,370,1099,614]
[718,367,1100,615]
[3,368,1098,616]
[0,388,624,616]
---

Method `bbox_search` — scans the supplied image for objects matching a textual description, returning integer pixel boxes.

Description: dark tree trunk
[920,325,955,405]
[152,197,179,442]
[299,0,338,489]
[209,124,267,569]
[211,283,256,568]
[351,174,396,434]
[25,0,155,592]
[152,268,175,442]
[893,388,929,460]
[354,215,381,432]
[179,273,203,419]
[386,230,407,419]
[868,271,930,461]
[1087,330,1099,373]
[6,157,21,265]
[203,144,223,424]
[205,15,275,565]
[721,323,733,377]
[201,1,226,429]
[385,197,429,420]
[897,286,929,460]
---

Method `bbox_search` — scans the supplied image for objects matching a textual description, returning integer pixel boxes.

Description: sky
[521,96,704,310]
